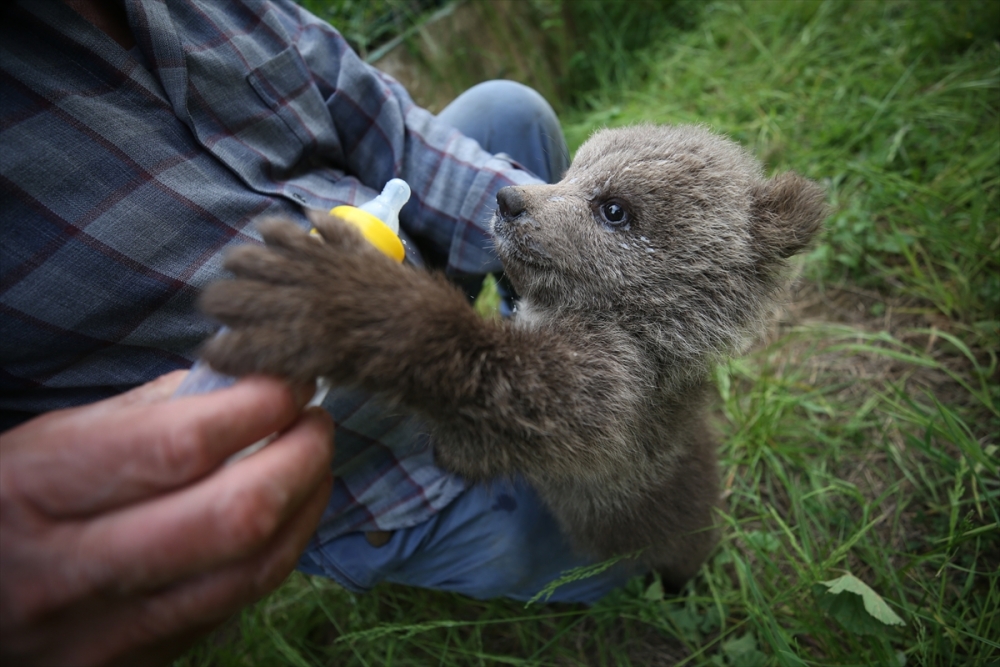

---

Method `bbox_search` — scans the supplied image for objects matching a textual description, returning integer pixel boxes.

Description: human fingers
[104,369,188,407]
[84,370,189,414]
[4,473,332,667]
[73,407,333,596]
[117,472,332,662]
[0,376,314,518]
[104,622,219,667]
[0,371,188,456]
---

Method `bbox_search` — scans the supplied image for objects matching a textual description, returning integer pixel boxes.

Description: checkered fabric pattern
[0,0,540,535]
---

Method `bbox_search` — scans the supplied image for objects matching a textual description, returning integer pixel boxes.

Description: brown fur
[200,125,827,590]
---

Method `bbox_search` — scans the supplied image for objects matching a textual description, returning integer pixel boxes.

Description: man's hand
[0,371,334,666]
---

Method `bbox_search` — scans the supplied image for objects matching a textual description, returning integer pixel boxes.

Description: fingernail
[292,382,317,408]
[304,405,335,431]
[303,407,336,457]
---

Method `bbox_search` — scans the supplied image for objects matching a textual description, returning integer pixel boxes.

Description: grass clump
[529,0,706,108]
[177,1,998,665]
[297,0,449,59]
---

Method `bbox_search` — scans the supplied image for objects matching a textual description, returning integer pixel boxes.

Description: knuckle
[304,413,335,464]
[215,483,286,556]
[269,382,298,417]
[156,420,212,480]
[254,560,290,597]
[251,545,298,598]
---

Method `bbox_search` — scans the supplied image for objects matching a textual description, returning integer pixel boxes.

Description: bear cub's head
[492,124,827,362]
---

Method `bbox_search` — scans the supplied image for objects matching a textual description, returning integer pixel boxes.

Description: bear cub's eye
[600,200,629,227]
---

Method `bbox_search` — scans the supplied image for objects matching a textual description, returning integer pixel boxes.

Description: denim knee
[298,477,637,603]
[437,80,569,184]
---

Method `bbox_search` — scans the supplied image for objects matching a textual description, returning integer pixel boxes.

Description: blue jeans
[298,81,635,603]
[438,79,569,184]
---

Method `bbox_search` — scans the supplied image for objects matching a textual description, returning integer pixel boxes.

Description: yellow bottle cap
[328,205,405,263]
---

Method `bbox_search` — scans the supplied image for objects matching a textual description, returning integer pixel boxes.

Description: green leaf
[665,604,702,643]
[745,530,782,553]
[644,575,665,602]
[722,633,768,667]
[700,604,723,633]
[815,574,905,636]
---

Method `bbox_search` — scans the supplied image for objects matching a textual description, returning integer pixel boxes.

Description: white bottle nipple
[359,178,411,234]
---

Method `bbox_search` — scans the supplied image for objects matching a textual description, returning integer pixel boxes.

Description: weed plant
[176,1,998,665]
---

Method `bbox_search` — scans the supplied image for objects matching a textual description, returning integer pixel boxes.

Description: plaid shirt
[1,0,540,535]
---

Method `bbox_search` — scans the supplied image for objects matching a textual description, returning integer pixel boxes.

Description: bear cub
[200,124,827,590]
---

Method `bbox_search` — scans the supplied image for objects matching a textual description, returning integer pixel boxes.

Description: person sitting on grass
[0,1,632,664]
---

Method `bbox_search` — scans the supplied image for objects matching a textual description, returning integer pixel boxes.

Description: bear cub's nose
[496,187,527,221]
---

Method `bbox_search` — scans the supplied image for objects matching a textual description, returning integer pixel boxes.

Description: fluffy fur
[200,124,827,590]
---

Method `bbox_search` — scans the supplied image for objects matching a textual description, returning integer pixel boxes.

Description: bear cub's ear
[749,172,828,260]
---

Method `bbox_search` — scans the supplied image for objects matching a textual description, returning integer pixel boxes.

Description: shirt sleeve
[273,0,543,275]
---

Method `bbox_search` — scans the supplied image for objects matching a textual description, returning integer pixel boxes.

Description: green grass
[297,0,449,59]
[176,1,999,665]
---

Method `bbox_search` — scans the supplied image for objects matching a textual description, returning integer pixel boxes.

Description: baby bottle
[172,179,411,459]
